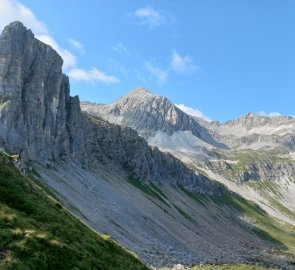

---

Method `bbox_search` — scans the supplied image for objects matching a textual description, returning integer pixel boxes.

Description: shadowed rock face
[0,21,71,163]
[0,21,219,193]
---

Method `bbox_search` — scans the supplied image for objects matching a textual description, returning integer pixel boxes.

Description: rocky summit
[0,22,294,269]
[80,87,225,148]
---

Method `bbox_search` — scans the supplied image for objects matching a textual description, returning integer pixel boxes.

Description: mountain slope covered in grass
[0,153,149,270]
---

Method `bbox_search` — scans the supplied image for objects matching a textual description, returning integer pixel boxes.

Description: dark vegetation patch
[127,177,170,207]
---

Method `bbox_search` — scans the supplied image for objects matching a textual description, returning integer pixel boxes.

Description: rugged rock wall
[0,21,219,193]
[0,21,72,163]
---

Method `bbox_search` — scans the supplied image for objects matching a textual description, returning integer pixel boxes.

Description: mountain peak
[81,87,225,148]
[1,21,30,39]
[0,20,62,99]
[246,112,255,118]
[6,21,26,29]
[125,87,157,99]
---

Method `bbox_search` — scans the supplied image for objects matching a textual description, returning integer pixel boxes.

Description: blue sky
[1,0,295,122]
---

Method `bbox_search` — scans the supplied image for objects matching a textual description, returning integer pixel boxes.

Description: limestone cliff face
[0,21,218,193]
[0,21,73,163]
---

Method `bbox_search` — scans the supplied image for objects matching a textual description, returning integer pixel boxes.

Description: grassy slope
[210,195,295,254]
[186,191,295,268]
[211,148,294,178]
[128,177,295,254]
[127,176,295,267]
[0,154,149,270]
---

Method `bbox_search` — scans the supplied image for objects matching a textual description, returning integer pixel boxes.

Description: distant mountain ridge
[205,112,295,151]
[83,88,295,153]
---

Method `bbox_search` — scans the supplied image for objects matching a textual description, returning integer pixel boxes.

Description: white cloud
[257,111,282,117]
[0,0,76,71]
[112,42,128,54]
[134,5,164,28]
[176,104,212,122]
[68,38,84,53]
[144,61,168,84]
[68,68,119,84]
[36,34,76,70]
[171,51,199,73]
[0,0,118,83]
[0,0,47,33]
[143,50,199,83]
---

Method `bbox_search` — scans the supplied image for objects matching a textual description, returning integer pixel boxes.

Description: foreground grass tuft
[0,154,149,270]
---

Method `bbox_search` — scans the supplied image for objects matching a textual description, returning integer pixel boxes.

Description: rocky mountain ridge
[81,88,225,148]
[83,85,295,227]
[205,113,295,151]
[0,21,219,193]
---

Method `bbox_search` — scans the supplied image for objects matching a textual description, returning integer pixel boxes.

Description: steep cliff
[0,21,71,163]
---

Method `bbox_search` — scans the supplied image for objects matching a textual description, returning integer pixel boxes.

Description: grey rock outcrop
[0,21,219,193]
[210,154,295,184]
[0,21,74,163]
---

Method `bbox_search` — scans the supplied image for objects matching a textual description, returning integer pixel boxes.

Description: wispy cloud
[0,0,47,33]
[143,50,199,84]
[112,42,128,54]
[0,0,76,71]
[68,38,84,53]
[0,0,118,83]
[107,59,128,76]
[257,111,282,117]
[36,34,76,70]
[144,61,168,84]
[171,51,199,73]
[68,68,119,84]
[176,104,212,122]
[134,5,164,28]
